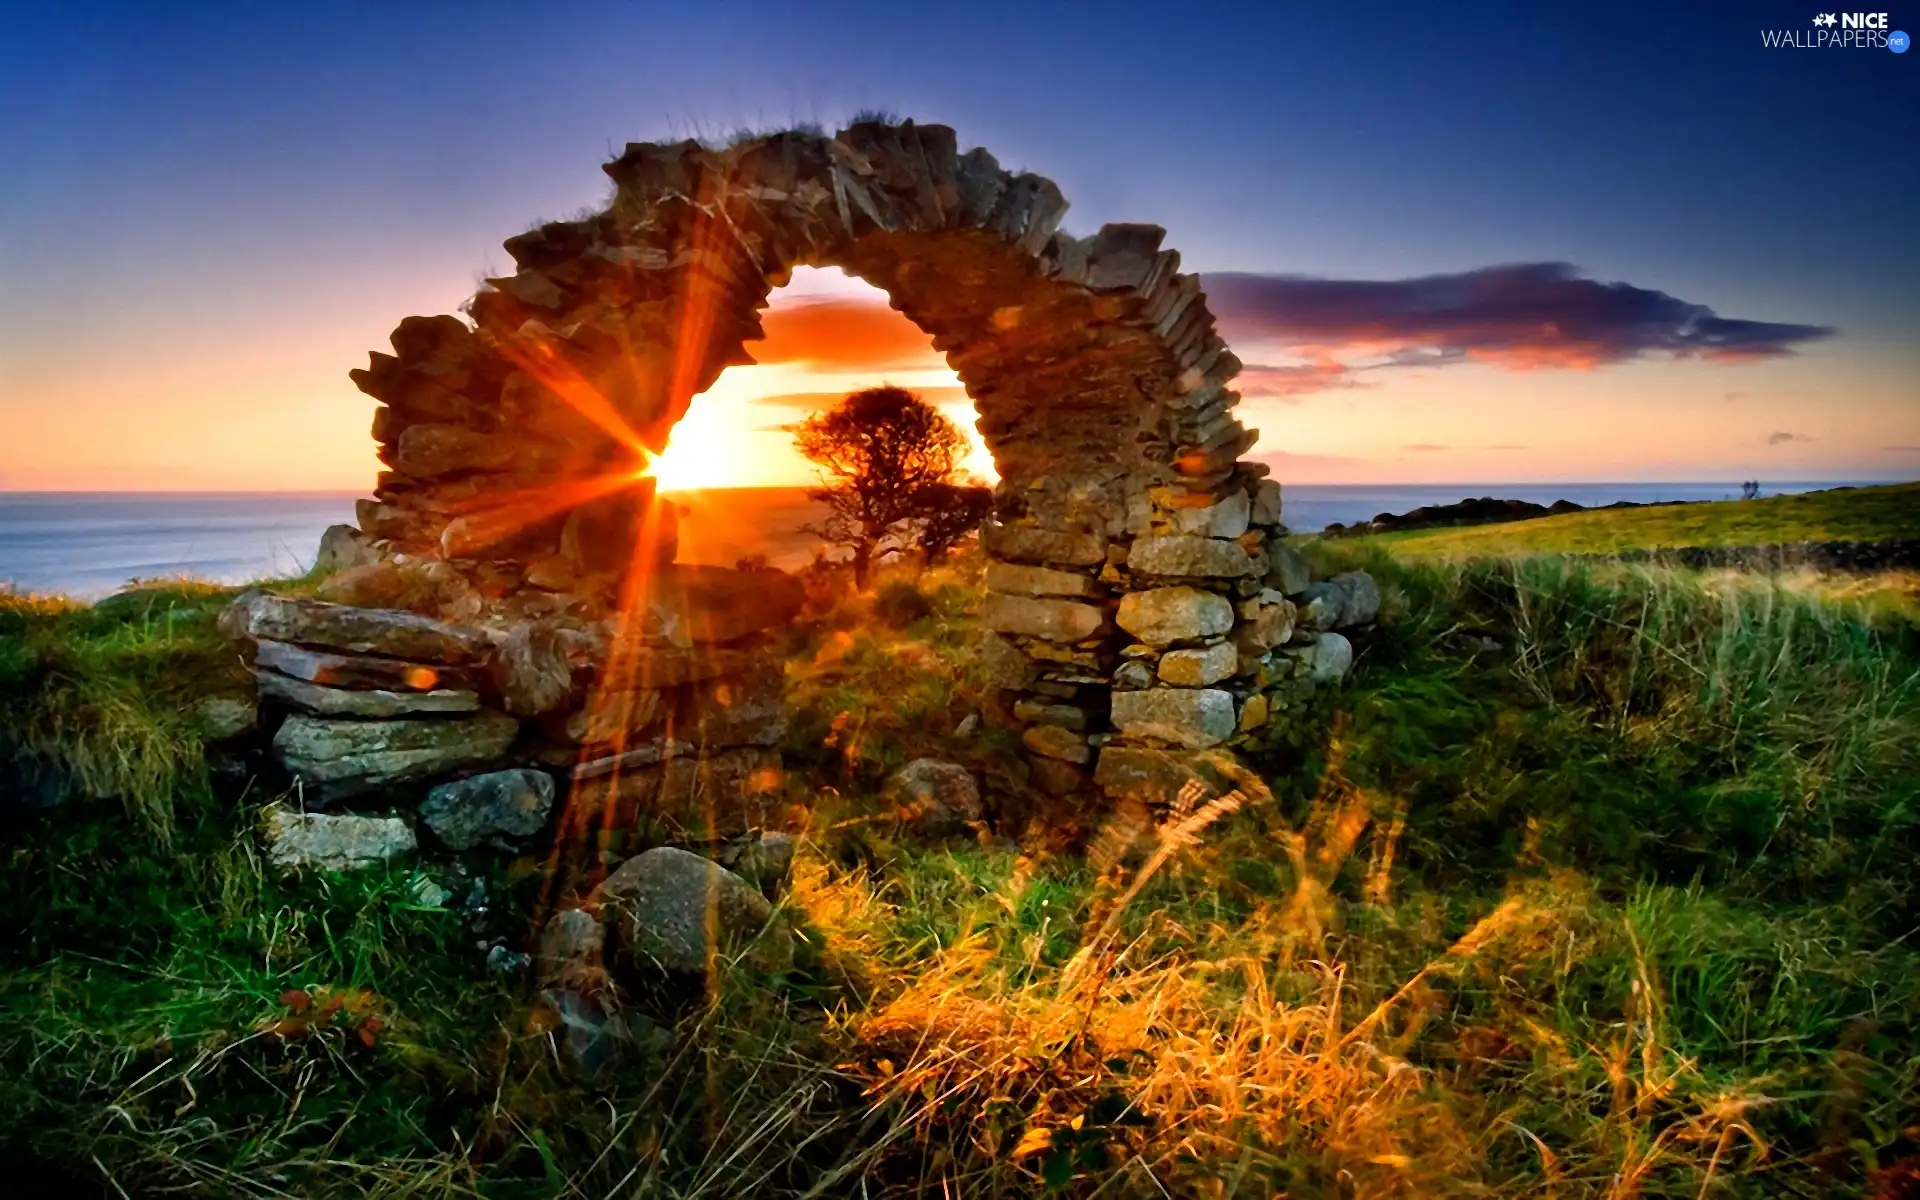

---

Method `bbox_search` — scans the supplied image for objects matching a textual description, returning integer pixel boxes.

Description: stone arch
[349,119,1296,791]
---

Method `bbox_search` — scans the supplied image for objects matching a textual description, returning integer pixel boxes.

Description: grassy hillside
[1361,480,1920,558]
[2,549,1918,1195]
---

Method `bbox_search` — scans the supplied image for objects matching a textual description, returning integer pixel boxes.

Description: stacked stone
[557,565,801,841]
[223,562,800,865]
[322,117,1392,807]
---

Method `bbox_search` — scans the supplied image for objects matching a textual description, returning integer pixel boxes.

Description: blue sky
[1,0,1914,487]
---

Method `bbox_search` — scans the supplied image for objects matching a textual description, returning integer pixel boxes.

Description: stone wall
[226,559,801,861]
[297,117,1377,817]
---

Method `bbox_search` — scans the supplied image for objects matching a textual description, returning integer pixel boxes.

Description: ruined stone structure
[232,119,1377,843]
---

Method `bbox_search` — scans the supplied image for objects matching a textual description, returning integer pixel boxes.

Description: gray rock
[982,522,1108,566]
[420,768,556,849]
[272,712,518,802]
[191,695,259,742]
[1112,659,1155,690]
[1332,571,1381,626]
[1165,491,1250,538]
[314,524,380,573]
[255,669,481,717]
[492,622,574,716]
[983,561,1099,598]
[1250,480,1284,527]
[1311,631,1355,682]
[596,847,775,973]
[684,671,787,747]
[884,758,982,836]
[1232,593,1297,655]
[1127,536,1255,578]
[230,593,485,664]
[1115,586,1234,645]
[1022,723,1091,764]
[262,805,415,871]
[1157,641,1237,686]
[1265,543,1312,596]
[570,738,693,782]
[639,564,805,645]
[256,639,463,692]
[723,831,795,897]
[1012,699,1090,731]
[565,687,663,746]
[535,907,606,988]
[981,593,1105,642]
[1109,688,1237,748]
[979,633,1037,689]
[1296,583,1345,631]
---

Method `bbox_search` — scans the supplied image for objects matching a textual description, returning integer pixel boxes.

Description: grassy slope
[1360,480,1920,558]
[1,554,1917,1195]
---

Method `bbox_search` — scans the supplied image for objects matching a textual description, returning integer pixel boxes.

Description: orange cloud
[750,298,945,370]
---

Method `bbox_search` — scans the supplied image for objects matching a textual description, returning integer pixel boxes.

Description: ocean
[0,482,1891,600]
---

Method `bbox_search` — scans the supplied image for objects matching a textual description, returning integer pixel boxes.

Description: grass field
[1359,480,1920,558]
[2,508,1917,1194]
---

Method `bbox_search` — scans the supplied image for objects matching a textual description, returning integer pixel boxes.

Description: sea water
[0,482,1889,600]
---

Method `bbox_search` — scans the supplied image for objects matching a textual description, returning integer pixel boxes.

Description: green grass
[2,552,1917,1195]
[1359,480,1920,558]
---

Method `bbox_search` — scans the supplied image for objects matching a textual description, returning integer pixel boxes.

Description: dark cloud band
[1204,263,1835,397]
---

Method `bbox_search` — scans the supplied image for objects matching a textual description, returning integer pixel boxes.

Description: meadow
[1,495,1917,1196]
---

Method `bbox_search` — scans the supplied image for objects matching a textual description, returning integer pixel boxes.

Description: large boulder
[1115,586,1234,646]
[262,805,415,871]
[271,712,518,802]
[255,670,480,718]
[883,758,982,836]
[595,847,775,974]
[419,768,556,850]
[1109,688,1237,748]
[227,593,486,664]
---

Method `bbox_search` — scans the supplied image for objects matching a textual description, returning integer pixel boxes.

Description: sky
[1,0,1914,492]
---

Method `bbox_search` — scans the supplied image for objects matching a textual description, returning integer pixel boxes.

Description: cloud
[1885,444,1920,451]
[1205,263,1836,398]
[1236,359,1366,401]
[747,386,970,410]
[1766,431,1812,445]
[750,297,942,370]
[1402,443,1449,453]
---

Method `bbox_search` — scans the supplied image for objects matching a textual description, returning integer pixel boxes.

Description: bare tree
[794,386,969,589]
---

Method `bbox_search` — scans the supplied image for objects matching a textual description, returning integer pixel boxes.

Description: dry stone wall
[267,118,1378,825]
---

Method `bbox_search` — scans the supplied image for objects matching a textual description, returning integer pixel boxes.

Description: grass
[2,546,1917,1195]
[1360,480,1920,558]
